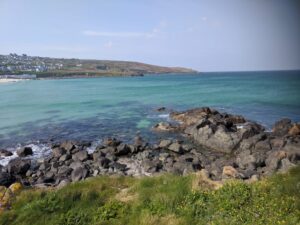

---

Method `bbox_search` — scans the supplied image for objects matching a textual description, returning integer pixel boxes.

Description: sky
[0,0,299,72]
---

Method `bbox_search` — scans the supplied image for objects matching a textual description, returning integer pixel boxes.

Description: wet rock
[171,107,213,127]
[0,149,13,157]
[272,118,292,136]
[156,107,166,112]
[17,147,33,157]
[153,122,177,132]
[7,158,31,175]
[103,138,121,147]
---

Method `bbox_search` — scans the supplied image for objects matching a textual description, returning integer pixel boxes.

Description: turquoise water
[0,71,300,147]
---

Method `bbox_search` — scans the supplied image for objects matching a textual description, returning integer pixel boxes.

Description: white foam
[158,114,170,118]
[86,139,102,154]
[0,143,52,166]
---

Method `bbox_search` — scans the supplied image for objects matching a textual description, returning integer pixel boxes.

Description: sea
[0,70,299,164]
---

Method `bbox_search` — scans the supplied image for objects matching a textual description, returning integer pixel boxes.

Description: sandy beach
[0,78,22,83]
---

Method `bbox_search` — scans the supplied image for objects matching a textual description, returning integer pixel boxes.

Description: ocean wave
[0,143,51,166]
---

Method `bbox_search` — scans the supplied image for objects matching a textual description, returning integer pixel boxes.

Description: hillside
[0,54,198,78]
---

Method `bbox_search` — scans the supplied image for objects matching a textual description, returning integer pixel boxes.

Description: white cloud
[83,30,151,38]
[83,20,168,39]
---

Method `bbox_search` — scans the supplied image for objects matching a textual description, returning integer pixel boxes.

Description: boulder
[159,139,172,149]
[279,158,296,173]
[7,158,31,175]
[59,154,71,162]
[272,118,292,136]
[153,122,177,132]
[52,147,66,158]
[94,157,111,168]
[0,171,15,187]
[60,141,76,152]
[0,149,13,157]
[72,150,89,161]
[222,166,243,179]
[103,138,121,147]
[236,149,266,170]
[115,144,131,156]
[156,107,166,112]
[168,142,184,154]
[17,147,33,157]
[71,167,88,182]
[288,124,300,136]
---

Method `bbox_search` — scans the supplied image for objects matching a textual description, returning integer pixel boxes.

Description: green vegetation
[1,167,299,225]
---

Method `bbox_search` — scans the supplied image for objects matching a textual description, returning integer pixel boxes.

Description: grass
[0,167,299,225]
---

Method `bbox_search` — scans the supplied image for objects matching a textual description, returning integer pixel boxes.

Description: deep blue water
[0,70,299,148]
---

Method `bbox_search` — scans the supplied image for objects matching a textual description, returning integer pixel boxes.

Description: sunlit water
[0,71,300,150]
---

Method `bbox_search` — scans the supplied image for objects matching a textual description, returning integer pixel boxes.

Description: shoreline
[0,107,299,188]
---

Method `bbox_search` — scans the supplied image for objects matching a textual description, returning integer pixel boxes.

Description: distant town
[0,53,63,74]
[0,53,196,79]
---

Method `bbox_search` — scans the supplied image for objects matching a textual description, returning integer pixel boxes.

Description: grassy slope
[1,167,299,225]
[0,55,198,77]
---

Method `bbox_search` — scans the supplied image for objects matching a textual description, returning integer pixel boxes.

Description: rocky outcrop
[17,147,33,157]
[0,107,299,188]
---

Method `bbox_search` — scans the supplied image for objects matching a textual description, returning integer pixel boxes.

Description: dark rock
[110,162,127,171]
[7,158,31,175]
[17,147,33,157]
[0,149,13,157]
[71,167,88,182]
[0,171,15,186]
[134,135,144,147]
[115,143,131,156]
[156,107,166,112]
[272,118,292,136]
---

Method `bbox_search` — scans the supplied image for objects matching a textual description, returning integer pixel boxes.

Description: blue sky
[0,0,299,71]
